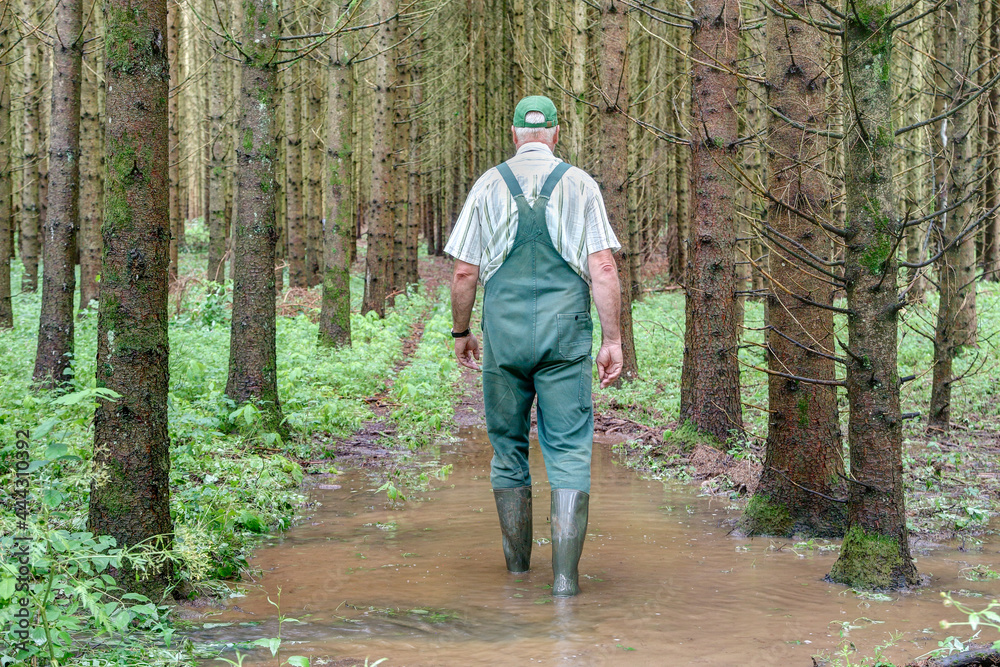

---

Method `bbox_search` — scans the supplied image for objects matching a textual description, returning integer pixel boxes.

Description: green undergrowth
[0,248,457,666]
[599,284,1000,538]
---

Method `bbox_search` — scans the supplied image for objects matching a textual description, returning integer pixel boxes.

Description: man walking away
[446,95,624,597]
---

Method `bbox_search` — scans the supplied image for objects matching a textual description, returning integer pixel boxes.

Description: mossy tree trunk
[742,0,845,537]
[679,0,743,442]
[0,2,12,329]
[362,0,396,317]
[226,0,284,433]
[595,0,638,383]
[79,10,105,314]
[319,18,353,349]
[405,38,422,286]
[34,0,83,388]
[89,0,174,599]
[828,0,917,590]
[929,0,979,432]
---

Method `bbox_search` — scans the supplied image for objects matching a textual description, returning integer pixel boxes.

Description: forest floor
[2,239,1000,666]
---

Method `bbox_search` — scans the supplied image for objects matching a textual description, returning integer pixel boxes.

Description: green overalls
[482,161,595,494]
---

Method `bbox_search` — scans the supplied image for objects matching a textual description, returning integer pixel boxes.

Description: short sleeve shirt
[444,142,621,284]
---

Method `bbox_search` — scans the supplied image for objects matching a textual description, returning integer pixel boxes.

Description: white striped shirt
[444,143,621,284]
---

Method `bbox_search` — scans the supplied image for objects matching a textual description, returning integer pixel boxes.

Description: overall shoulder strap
[537,162,571,202]
[495,162,524,199]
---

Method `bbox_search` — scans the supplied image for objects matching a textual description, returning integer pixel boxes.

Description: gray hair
[514,110,558,144]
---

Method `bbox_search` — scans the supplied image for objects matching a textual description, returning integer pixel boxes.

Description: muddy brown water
[189,429,1000,666]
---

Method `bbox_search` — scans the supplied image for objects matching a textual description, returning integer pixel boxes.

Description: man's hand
[596,342,623,388]
[455,334,481,371]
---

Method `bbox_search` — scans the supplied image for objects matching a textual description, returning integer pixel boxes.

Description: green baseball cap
[513,95,558,128]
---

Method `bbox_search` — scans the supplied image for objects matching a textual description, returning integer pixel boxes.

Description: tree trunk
[89,0,174,599]
[34,0,83,387]
[985,0,1000,282]
[167,0,180,278]
[306,46,324,287]
[0,4,12,329]
[390,17,409,301]
[319,23,353,348]
[406,38,423,286]
[20,4,42,293]
[226,0,284,432]
[285,61,306,288]
[207,31,227,283]
[595,0,638,382]
[679,0,743,442]
[741,0,845,537]
[79,11,104,313]
[929,0,979,432]
[362,0,396,317]
[829,2,917,590]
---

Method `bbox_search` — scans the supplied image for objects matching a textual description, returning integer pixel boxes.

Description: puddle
[189,429,1000,666]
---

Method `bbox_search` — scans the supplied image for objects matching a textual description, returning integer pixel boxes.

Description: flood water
[190,429,1000,666]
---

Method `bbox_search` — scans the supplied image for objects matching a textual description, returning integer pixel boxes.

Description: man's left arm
[451,260,481,370]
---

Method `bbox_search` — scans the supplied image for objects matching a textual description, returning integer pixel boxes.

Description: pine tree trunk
[79,13,104,314]
[34,0,83,387]
[0,4,12,329]
[306,54,324,288]
[679,0,743,442]
[319,25,353,348]
[390,20,409,299]
[829,2,917,590]
[929,0,980,431]
[985,0,1000,282]
[167,0,180,277]
[285,61,306,288]
[226,0,284,432]
[89,0,174,598]
[406,39,422,286]
[20,3,41,293]
[207,31,227,283]
[741,1,845,537]
[595,0,638,382]
[362,0,396,317]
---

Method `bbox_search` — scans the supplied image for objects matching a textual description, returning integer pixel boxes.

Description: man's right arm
[588,249,623,388]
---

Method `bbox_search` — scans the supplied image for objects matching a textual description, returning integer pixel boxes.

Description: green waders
[484,161,592,596]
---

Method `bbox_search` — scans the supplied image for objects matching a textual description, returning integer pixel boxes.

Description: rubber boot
[493,486,533,573]
[551,488,589,597]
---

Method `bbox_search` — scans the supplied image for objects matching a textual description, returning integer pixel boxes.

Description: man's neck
[516,141,554,155]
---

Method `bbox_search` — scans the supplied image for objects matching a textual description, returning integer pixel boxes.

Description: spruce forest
[2,0,1000,663]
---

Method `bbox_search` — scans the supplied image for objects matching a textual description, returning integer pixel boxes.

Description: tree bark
[284,61,306,288]
[167,0,180,278]
[226,0,284,432]
[89,0,174,598]
[828,1,917,590]
[362,0,396,317]
[741,1,845,537]
[207,27,227,283]
[0,3,12,329]
[306,42,324,287]
[80,11,105,314]
[595,0,639,382]
[679,0,743,442]
[34,0,83,387]
[319,21,353,348]
[20,2,42,294]
[929,0,979,432]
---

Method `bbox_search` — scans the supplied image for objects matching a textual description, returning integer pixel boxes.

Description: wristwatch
[451,328,471,338]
